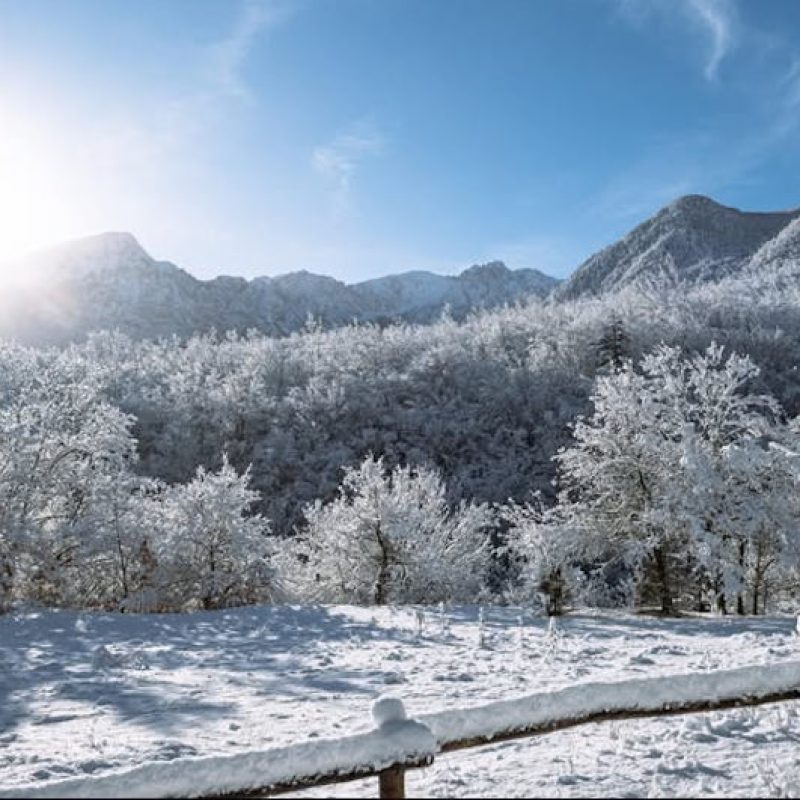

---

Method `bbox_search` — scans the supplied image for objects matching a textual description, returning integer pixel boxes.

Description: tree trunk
[203,542,216,610]
[653,547,673,615]
[545,568,564,616]
[114,506,129,607]
[736,539,746,615]
[374,520,390,606]
[0,542,13,612]
[712,568,727,615]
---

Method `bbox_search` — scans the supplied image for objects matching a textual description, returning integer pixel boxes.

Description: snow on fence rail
[5,661,800,800]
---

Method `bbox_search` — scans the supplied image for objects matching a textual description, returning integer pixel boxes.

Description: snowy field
[3,606,800,798]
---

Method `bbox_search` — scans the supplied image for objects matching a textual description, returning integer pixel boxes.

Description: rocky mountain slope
[0,234,558,345]
[745,216,800,276]
[557,195,800,300]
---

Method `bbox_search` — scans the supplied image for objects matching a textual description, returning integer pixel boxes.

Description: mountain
[0,235,559,345]
[6,194,799,346]
[352,261,557,322]
[557,195,800,300]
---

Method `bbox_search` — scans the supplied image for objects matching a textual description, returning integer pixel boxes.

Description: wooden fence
[228,683,800,799]
[7,661,800,800]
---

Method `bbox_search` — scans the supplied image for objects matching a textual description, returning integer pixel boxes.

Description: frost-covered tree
[556,343,789,614]
[71,474,165,611]
[0,347,143,607]
[556,360,683,613]
[147,457,275,610]
[662,344,785,613]
[502,500,587,615]
[283,455,493,604]
[9,249,800,612]
[712,439,799,614]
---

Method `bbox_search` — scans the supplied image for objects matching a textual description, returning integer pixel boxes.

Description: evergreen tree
[595,315,630,373]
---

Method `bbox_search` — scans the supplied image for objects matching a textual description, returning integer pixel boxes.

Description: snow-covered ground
[2,606,800,797]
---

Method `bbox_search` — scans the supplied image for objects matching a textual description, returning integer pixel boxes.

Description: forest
[3,262,800,616]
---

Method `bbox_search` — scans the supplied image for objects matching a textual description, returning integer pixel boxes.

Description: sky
[1,0,800,283]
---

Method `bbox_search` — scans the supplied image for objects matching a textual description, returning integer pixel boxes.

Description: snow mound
[372,696,407,728]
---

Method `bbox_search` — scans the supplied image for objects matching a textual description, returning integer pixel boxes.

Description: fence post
[378,764,405,799]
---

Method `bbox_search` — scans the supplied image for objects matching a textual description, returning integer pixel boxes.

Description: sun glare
[0,105,82,282]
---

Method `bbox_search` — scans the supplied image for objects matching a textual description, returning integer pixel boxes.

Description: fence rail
[6,660,800,800]
[210,754,433,800]
[436,686,800,755]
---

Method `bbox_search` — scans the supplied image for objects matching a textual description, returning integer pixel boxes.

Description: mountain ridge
[4,193,800,345]
[0,236,559,345]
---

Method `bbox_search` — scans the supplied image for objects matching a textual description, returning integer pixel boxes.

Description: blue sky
[0,0,799,281]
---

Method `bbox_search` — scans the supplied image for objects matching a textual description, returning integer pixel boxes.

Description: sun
[0,103,82,281]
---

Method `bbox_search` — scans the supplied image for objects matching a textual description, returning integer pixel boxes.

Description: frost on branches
[281,455,493,604]
[6,258,800,614]
[0,348,140,609]
[145,457,276,611]
[0,343,276,612]
[554,343,799,615]
[502,500,586,616]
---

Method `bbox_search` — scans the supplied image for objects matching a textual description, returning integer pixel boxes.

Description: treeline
[3,262,800,613]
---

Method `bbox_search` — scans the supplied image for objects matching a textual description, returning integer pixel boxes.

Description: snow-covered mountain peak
[459,260,511,280]
[663,193,726,215]
[558,195,800,300]
[22,231,154,280]
[270,270,349,292]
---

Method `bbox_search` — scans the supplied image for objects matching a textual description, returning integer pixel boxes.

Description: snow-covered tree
[502,499,587,615]
[556,360,682,613]
[714,439,799,614]
[147,457,275,610]
[556,343,789,614]
[663,345,786,613]
[8,249,800,613]
[0,347,142,607]
[283,455,493,604]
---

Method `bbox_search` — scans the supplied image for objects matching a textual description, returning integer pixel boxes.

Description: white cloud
[88,0,288,177]
[616,0,738,81]
[312,120,386,213]
[683,0,736,80]
[206,0,287,101]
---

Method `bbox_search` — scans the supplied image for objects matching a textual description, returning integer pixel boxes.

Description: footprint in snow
[384,651,404,661]
[433,672,475,682]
